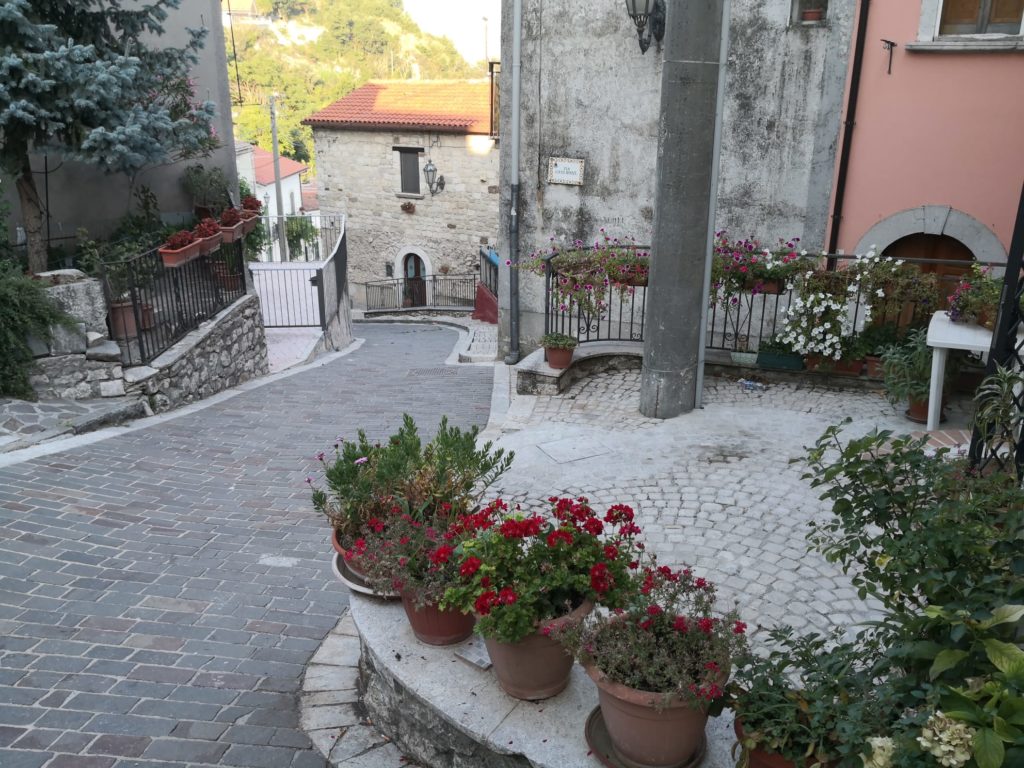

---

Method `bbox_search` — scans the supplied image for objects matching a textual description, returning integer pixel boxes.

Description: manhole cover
[408,367,457,377]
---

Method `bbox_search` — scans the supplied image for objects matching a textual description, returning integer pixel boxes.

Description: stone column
[639,0,728,418]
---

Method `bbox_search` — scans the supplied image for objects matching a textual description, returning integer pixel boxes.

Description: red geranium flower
[460,556,482,577]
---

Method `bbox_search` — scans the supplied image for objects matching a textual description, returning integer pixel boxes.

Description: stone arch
[393,246,434,277]
[853,206,1007,265]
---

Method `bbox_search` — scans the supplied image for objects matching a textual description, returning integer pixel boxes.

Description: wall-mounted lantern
[624,0,665,54]
[423,159,445,196]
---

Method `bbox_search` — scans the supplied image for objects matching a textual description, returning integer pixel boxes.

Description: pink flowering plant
[551,559,747,709]
[710,231,814,301]
[519,231,650,316]
[442,497,644,643]
[947,264,1003,325]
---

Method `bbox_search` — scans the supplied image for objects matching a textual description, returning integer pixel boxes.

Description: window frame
[934,0,1023,37]
[393,146,424,197]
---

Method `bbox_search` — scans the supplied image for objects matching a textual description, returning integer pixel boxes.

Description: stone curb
[0,398,149,454]
[300,610,417,767]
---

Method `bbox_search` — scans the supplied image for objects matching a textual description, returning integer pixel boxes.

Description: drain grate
[408,367,458,377]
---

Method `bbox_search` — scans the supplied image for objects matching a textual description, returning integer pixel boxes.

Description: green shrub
[0,263,73,398]
[539,332,578,349]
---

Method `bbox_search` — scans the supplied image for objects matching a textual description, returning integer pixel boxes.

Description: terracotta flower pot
[906,397,931,424]
[197,232,223,255]
[483,600,593,701]
[220,221,245,243]
[865,355,884,380]
[832,357,864,377]
[211,261,243,291]
[545,346,574,370]
[108,300,138,339]
[585,661,708,768]
[331,528,367,578]
[401,591,475,646]
[158,240,200,267]
[801,9,824,22]
[733,719,832,768]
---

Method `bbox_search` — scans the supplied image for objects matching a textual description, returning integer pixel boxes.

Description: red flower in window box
[158,229,200,267]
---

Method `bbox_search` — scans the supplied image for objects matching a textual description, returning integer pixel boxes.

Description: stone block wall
[313,128,500,298]
[124,294,270,412]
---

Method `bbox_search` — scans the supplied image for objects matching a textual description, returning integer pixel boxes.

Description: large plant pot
[158,240,200,267]
[734,720,832,768]
[832,357,864,377]
[483,600,593,701]
[401,591,475,646]
[211,261,243,291]
[585,661,708,768]
[906,397,938,424]
[545,347,574,370]
[109,300,138,339]
[865,355,884,380]
[330,528,368,578]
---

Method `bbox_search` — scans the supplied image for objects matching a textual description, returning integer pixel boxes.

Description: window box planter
[158,240,201,267]
[220,221,245,243]
[197,231,223,256]
[757,351,804,371]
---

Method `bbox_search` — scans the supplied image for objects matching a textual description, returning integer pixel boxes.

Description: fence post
[315,267,327,332]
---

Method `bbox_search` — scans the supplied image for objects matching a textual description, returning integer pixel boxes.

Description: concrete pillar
[639,0,728,418]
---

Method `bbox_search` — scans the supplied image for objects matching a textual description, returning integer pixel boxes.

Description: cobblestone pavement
[0,398,147,454]
[489,369,975,637]
[0,324,492,768]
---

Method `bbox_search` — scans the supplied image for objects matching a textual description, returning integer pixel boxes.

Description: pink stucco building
[829,0,1023,270]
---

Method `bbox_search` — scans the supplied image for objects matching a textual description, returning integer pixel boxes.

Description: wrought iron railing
[364,274,477,312]
[970,187,1024,481]
[100,240,247,365]
[544,252,980,351]
[480,248,499,296]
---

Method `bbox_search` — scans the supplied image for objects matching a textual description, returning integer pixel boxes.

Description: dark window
[793,0,828,23]
[940,0,1023,34]
[395,148,421,194]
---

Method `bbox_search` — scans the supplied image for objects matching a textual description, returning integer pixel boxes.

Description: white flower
[876,288,885,298]
[862,736,895,768]
[917,711,975,768]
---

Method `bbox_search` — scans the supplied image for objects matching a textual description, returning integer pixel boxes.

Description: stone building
[304,80,500,308]
[496,0,858,355]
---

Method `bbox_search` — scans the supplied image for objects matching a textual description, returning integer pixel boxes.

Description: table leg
[927,347,947,431]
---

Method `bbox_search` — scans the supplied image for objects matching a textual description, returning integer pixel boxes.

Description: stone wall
[312,127,500,301]
[124,294,269,412]
[497,0,857,356]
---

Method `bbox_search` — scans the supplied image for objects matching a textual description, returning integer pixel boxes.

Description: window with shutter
[395,148,422,195]
[939,0,1023,34]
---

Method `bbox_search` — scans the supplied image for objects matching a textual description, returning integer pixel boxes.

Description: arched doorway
[883,233,975,304]
[403,253,427,307]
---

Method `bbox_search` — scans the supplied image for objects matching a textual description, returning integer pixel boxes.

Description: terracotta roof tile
[303,80,492,135]
[252,146,308,186]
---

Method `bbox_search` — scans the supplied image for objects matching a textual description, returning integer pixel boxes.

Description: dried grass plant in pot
[443,498,644,700]
[553,561,747,768]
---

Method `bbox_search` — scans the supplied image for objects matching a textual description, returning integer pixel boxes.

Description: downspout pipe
[503,0,523,365]
[828,0,871,260]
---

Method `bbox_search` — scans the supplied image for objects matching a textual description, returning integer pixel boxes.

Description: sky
[402,0,502,66]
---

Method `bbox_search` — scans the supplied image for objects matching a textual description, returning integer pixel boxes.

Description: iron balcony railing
[544,252,988,351]
[100,240,247,366]
[364,274,477,312]
[480,248,499,296]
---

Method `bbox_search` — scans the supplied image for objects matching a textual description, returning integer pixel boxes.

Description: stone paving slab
[0,323,492,768]
[0,397,148,454]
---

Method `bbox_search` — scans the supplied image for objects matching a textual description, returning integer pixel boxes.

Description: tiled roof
[252,146,308,185]
[303,80,492,135]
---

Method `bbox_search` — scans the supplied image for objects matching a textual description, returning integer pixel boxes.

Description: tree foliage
[226,0,480,171]
[0,0,217,273]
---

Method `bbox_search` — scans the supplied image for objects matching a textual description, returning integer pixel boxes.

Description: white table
[926,311,993,431]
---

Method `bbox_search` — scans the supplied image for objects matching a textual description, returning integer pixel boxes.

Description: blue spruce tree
[0,0,217,273]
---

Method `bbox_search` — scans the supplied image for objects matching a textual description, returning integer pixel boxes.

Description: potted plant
[711,232,813,299]
[157,229,199,267]
[520,233,650,317]
[311,415,425,579]
[210,247,244,292]
[183,164,230,219]
[880,327,936,423]
[443,497,643,700]
[400,201,416,214]
[553,559,747,768]
[799,1,826,22]
[239,195,262,234]
[219,208,245,243]
[858,323,901,380]
[357,420,513,646]
[192,217,223,256]
[539,332,578,369]
[756,335,804,371]
[947,264,1003,329]
[729,628,892,768]
[834,333,868,377]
